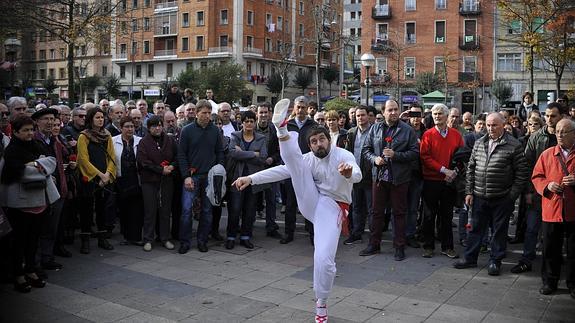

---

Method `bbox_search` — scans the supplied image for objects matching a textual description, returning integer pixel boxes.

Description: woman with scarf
[0,116,60,293]
[76,107,116,254]
[518,92,538,122]
[137,116,177,252]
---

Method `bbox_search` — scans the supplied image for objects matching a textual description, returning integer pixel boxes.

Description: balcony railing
[405,34,416,44]
[459,35,480,50]
[155,1,178,11]
[154,49,176,56]
[371,38,392,52]
[372,4,391,19]
[458,72,480,82]
[154,24,177,36]
[208,47,233,56]
[459,1,481,15]
[243,47,263,56]
[117,52,127,59]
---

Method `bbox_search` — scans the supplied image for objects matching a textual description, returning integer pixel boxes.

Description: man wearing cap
[32,108,71,270]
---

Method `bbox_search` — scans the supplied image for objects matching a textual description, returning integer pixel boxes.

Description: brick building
[361,0,494,113]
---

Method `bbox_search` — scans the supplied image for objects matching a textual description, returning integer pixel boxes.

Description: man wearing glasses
[218,102,238,138]
[62,107,87,143]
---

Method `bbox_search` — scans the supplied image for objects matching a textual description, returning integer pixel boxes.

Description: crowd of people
[0,86,574,321]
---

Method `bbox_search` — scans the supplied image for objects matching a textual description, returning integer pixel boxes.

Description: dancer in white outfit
[234,99,362,323]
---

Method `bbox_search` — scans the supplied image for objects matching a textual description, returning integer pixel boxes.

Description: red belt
[336,201,350,237]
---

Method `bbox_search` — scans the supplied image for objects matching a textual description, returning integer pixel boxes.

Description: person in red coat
[531,118,575,298]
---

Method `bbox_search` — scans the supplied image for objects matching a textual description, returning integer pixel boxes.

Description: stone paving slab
[2,215,575,322]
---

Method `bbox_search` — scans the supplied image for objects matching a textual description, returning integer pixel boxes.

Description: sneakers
[272,98,291,129]
[143,242,152,252]
[164,241,175,250]
[315,303,328,323]
[510,261,531,274]
[422,249,434,258]
[441,249,459,259]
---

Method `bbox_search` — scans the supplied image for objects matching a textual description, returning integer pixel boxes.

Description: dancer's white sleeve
[249,165,291,185]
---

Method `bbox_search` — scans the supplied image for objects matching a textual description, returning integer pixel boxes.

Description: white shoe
[272,98,291,128]
[315,304,328,323]
[164,241,175,250]
[143,242,152,252]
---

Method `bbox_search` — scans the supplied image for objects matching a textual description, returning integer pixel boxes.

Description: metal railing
[155,1,177,10]
[154,49,176,56]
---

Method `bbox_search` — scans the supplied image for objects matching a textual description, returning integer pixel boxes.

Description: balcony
[459,35,480,50]
[372,4,391,19]
[208,46,233,57]
[155,1,178,13]
[153,49,177,59]
[320,59,330,67]
[458,72,480,82]
[371,38,393,52]
[243,47,263,58]
[115,52,127,60]
[405,34,416,44]
[154,20,178,37]
[459,1,481,15]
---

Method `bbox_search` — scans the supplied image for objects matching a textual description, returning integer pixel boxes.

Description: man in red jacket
[419,104,464,259]
[532,118,575,298]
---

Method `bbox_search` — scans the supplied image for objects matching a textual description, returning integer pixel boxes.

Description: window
[497,53,522,71]
[182,37,189,51]
[49,49,55,59]
[102,65,108,77]
[220,35,228,47]
[358,28,362,36]
[405,0,416,11]
[49,68,55,79]
[376,57,387,75]
[405,22,416,43]
[220,9,228,24]
[247,11,254,25]
[266,13,272,26]
[143,17,150,31]
[435,0,446,9]
[120,65,126,78]
[351,12,356,20]
[299,45,304,58]
[299,24,304,37]
[120,43,127,55]
[81,45,87,56]
[60,48,66,59]
[277,40,282,53]
[435,21,445,43]
[404,57,415,79]
[196,36,204,51]
[166,63,173,77]
[131,41,138,55]
[508,20,521,34]
[148,64,154,77]
[59,68,65,79]
[246,36,254,48]
[463,56,476,73]
[246,62,252,75]
[39,69,46,79]
[39,50,46,60]
[132,18,138,32]
[265,38,272,52]
[260,63,266,76]
[277,16,283,31]
[299,1,304,15]
[376,23,388,39]
[434,57,445,75]
[144,0,150,7]
[133,65,140,78]
[132,0,138,8]
[200,61,208,69]
[182,13,189,27]
[285,19,289,33]
[121,21,127,34]
[143,40,150,54]
[197,11,204,26]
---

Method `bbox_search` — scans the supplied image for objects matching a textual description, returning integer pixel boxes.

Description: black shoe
[266,230,284,239]
[54,245,72,258]
[539,284,557,295]
[178,244,190,254]
[14,278,32,293]
[453,260,478,269]
[343,235,362,245]
[197,242,208,253]
[280,234,294,244]
[510,261,531,274]
[487,262,501,276]
[211,232,224,241]
[406,237,420,248]
[41,260,63,271]
[98,238,114,250]
[240,239,254,249]
[225,240,235,249]
[25,274,46,288]
[394,248,406,261]
[129,240,145,247]
[359,245,381,256]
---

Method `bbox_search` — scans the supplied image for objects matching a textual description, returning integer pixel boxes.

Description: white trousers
[280,133,341,300]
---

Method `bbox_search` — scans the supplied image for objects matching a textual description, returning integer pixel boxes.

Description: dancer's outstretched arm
[233,164,290,190]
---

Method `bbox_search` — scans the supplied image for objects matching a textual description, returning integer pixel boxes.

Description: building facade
[112,0,343,104]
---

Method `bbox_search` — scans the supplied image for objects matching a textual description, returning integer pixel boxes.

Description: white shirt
[249,147,362,204]
[222,122,235,138]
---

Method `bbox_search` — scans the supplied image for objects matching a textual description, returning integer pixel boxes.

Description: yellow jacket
[77,133,117,182]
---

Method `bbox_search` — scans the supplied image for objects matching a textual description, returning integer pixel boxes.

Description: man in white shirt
[218,102,238,138]
[234,99,362,323]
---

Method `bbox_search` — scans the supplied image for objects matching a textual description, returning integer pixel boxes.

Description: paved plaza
[1,213,574,323]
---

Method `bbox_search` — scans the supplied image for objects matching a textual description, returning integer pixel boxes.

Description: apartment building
[112,0,343,104]
[343,0,363,81]
[362,0,494,113]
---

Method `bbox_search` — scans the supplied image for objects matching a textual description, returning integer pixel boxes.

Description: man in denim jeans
[177,100,225,254]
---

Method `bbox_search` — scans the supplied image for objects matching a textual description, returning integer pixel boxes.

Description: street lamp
[361,53,375,106]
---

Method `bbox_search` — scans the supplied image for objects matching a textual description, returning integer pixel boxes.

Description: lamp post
[360,53,375,106]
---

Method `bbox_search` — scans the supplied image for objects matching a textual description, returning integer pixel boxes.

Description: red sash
[336,201,350,237]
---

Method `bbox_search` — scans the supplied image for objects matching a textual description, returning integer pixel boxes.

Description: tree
[266,73,289,97]
[323,97,357,113]
[103,74,121,99]
[491,78,514,106]
[42,77,58,95]
[78,75,101,102]
[322,65,339,96]
[414,72,443,95]
[11,0,121,107]
[497,0,565,94]
[176,68,201,93]
[293,69,313,95]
